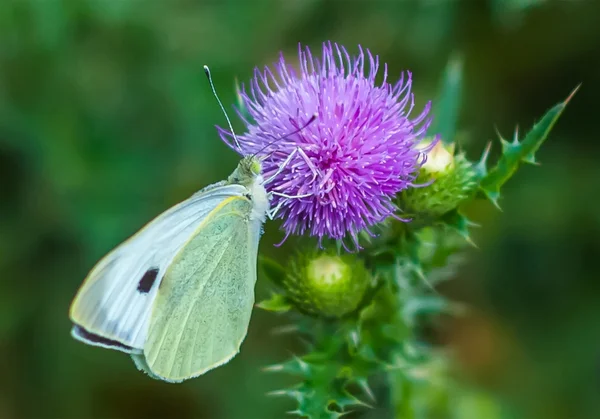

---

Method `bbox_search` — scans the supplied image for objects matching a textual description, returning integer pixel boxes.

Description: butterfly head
[228,156,262,187]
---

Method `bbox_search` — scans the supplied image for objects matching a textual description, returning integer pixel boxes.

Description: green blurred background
[1,1,599,418]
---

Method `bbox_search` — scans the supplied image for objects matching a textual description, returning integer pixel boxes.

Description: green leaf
[431,54,463,144]
[259,255,286,286]
[479,86,578,208]
[439,210,478,246]
[256,293,292,313]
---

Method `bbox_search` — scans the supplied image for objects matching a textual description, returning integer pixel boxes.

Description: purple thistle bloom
[219,42,432,249]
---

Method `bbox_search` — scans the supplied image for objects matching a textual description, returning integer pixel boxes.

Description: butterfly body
[70,156,269,382]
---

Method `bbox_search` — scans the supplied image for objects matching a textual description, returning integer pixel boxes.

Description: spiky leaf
[264,356,312,377]
[267,354,371,419]
[479,86,578,207]
[439,210,478,245]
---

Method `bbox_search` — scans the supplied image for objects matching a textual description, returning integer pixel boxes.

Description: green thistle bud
[283,252,371,318]
[400,140,478,222]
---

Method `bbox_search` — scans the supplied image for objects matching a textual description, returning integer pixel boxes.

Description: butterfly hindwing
[140,196,260,382]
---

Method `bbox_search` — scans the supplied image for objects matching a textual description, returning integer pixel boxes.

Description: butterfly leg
[266,190,313,219]
[296,147,319,182]
[266,189,313,219]
[263,148,299,186]
[271,191,312,199]
[264,146,318,220]
[263,146,320,185]
[267,199,286,220]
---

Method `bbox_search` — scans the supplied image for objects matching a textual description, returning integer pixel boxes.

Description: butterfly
[69,66,314,382]
[70,153,274,382]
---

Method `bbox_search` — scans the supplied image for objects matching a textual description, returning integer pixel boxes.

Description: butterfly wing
[69,183,247,352]
[138,195,262,382]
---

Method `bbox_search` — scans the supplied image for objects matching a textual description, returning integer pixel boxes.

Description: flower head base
[398,139,479,222]
[219,42,432,248]
[283,252,371,318]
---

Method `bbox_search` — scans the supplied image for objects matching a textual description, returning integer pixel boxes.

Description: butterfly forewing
[69,184,247,350]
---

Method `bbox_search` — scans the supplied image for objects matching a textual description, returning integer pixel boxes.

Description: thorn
[564,84,581,104]
[464,235,479,249]
[499,136,512,153]
[262,364,284,372]
[292,355,311,374]
[267,389,288,397]
[475,141,492,177]
[417,269,437,291]
[465,218,480,228]
[493,125,504,142]
[481,141,492,161]
[338,392,372,409]
[512,125,520,145]
[357,378,376,402]
[522,153,539,165]
[453,225,478,248]
[484,190,502,211]
[356,398,374,409]
[270,324,299,335]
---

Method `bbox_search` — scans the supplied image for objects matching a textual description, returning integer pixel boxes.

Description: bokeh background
[1,0,599,418]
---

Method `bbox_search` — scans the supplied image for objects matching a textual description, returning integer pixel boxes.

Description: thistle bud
[283,252,371,318]
[399,140,478,221]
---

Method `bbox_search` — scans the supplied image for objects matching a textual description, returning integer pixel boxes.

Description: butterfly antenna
[203,65,241,150]
[255,113,317,158]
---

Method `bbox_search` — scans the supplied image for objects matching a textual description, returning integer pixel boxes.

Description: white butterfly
[70,66,313,382]
[71,156,271,382]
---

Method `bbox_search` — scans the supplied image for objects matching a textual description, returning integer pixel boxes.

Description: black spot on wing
[73,325,135,352]
[137,268,159,293]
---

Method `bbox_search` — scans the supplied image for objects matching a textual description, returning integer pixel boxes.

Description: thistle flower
[219,42,432,248]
